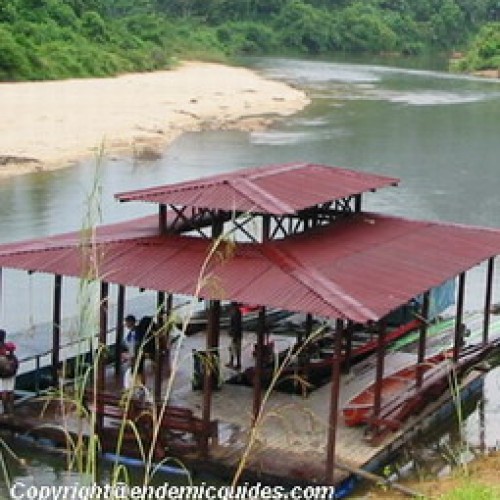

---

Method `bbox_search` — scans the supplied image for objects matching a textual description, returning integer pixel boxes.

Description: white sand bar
[0,61,310,177]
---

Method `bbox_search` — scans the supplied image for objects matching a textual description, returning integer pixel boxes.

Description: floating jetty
[1,162,500,496]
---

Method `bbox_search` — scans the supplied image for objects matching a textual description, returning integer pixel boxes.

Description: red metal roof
[115,163,399,215]
[1,212,500,323]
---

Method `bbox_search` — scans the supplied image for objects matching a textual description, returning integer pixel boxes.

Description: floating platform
[3,312,499,496]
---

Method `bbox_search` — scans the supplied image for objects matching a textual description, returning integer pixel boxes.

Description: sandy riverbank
[0,62,310,178]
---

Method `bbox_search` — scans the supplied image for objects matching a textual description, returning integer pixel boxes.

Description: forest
[0,0,499,80]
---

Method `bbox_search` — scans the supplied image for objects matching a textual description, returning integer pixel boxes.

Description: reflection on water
[1,56,500,478]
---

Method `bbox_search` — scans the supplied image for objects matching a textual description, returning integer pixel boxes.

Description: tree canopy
[0,0,499,81]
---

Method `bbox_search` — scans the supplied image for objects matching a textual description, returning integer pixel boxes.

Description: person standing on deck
[123,314,145,387]
[226,303,242,370]
[0,329,18,415]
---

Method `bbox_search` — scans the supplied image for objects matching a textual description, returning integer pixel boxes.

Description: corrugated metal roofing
[115,163,399,215]
[1,212,499,323]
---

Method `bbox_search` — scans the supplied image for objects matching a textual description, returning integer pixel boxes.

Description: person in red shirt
[0,329,17,415]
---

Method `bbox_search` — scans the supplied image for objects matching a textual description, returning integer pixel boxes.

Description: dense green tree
[0,25,32,80]
[1,0,499,81]
[337,2,398,52]
[455,22,500,70]
[274,0,336,53]
[429,0,465,46]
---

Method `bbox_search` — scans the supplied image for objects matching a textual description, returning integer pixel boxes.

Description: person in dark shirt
[226,303,242,370]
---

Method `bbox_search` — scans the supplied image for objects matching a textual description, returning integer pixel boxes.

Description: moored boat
[342,341,497,428]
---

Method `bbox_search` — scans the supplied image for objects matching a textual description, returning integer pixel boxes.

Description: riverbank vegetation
[1,0,499,81]
[451,22,500,74]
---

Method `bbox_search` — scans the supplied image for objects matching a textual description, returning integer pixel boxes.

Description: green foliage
[455,22,500,71]
[337,2,398,52]
[0,25,32,80]
[217,22,278,54]
[274,0,337,53]
[0,0,20,23]
[80,11,109,43]
[429,0,465,46]
[1,0,499,81]
[438,481,500,499]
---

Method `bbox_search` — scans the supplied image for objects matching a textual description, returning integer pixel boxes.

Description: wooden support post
[201,299,220,457]
[164,294,173,377]
[416,291,430,387]
[253,306,266,425]
[302,312,313,386]
[96,281,109,434]
[354,194,362,213]
[52,274,62,386]
[154,291,166,403]
[305,313,313,337]
[325,319,344,483]
[483,257,494,345]
[159,204,167,235]
[0,268,3,322]
[453,273,466,362]
[343,320,354,374]
[262,214,270,242]
[373,321,386,422]
[115,285,125,376]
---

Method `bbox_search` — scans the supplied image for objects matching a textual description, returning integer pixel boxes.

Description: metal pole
[416,291,430,387]
[52,274,62,386]
[325,319,344,483]
[453,273,466,362]
[115,285,125,376]
[483,258,494,344]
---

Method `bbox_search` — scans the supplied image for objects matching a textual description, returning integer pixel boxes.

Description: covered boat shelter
[1,162,500,486]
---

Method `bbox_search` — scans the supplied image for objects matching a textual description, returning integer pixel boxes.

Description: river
[1,56,500,492]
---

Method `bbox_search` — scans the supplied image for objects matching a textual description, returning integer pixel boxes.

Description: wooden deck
[3,312,498,490]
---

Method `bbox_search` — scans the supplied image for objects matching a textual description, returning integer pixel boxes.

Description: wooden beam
[154,291,166,403]
[96,281,109,434]
[262,214,270,242]
[372,321,386,421]
[416,291,430,387]
[253,306,266,425]
[159,204,167,235]
[201,299,220,457]
[52,274,62,386]
[165,293,173,378]
[343,321,354,374]
[115,285,125,376]
[483,258,494,345]
[354,194,362,212]
[325,319,344,483]
[453,273,466,362]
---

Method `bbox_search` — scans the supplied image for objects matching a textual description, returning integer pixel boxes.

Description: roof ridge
[261,243,378,322]
[230,177,297,214]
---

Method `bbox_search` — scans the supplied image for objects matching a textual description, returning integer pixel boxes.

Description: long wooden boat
[342,341,497,428]
[235,319,422,394]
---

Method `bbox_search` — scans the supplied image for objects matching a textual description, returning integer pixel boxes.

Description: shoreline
[0,62,310,178]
